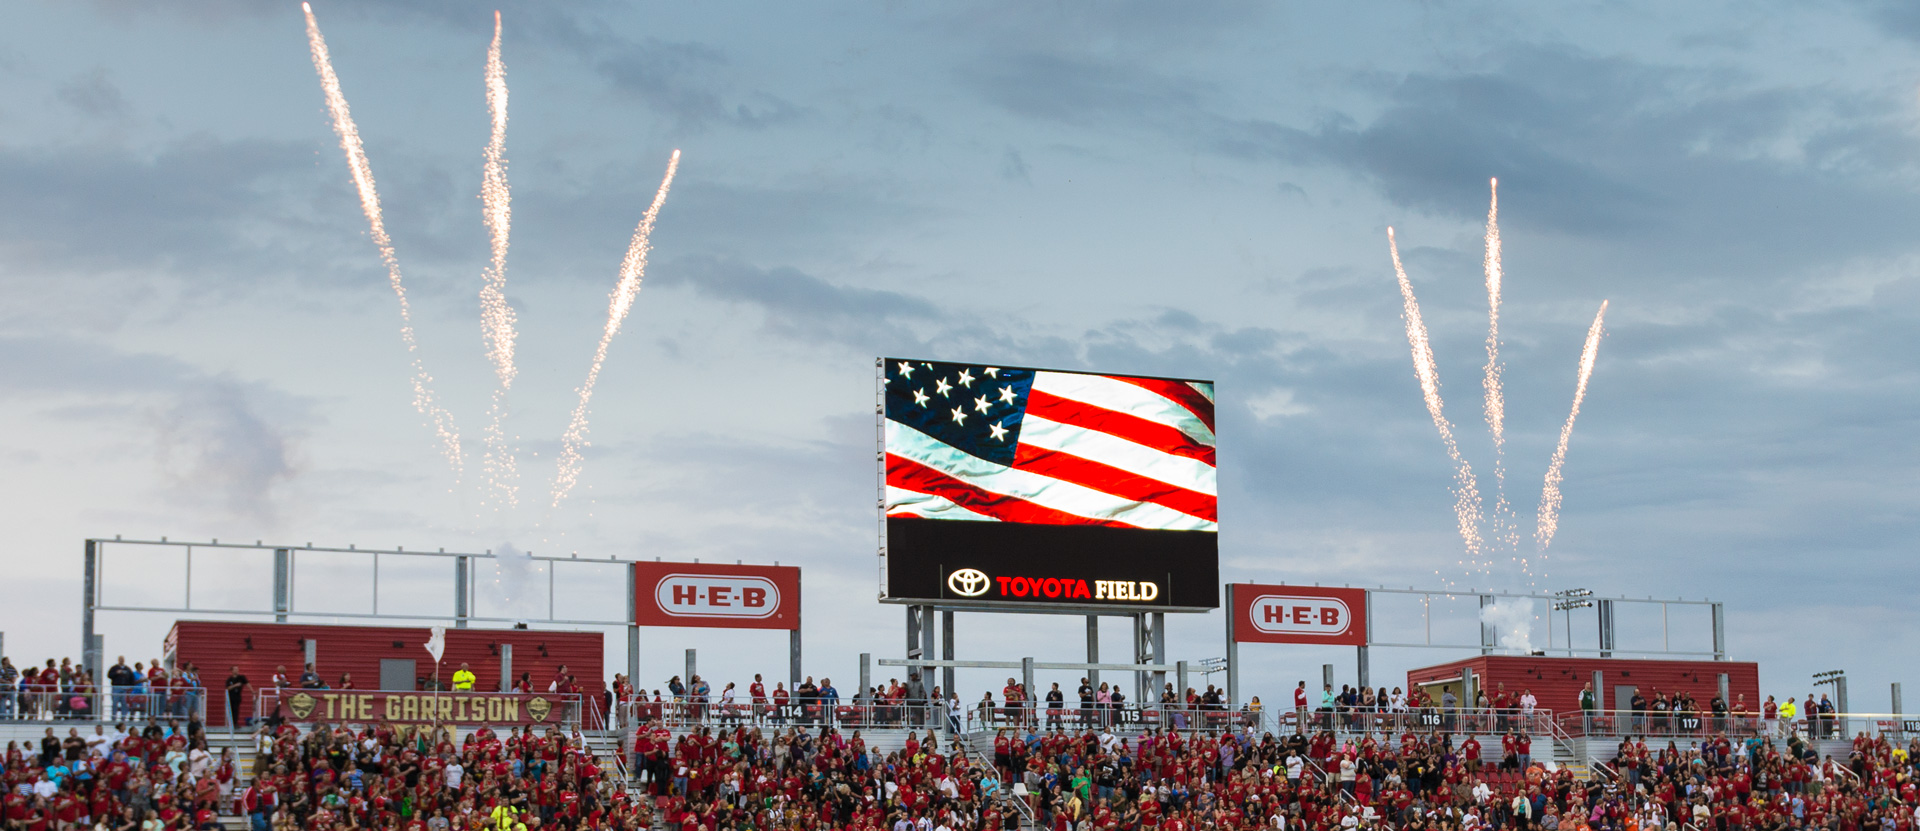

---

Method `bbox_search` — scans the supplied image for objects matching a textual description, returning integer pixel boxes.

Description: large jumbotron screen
[878,358,1219,610]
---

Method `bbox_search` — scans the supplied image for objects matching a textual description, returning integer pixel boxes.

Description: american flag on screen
[882,358,1216,532]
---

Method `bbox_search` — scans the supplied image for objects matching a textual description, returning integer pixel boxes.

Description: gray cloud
[593,39,807,132]
[153,383,298,522]
[0,336,307,521]
[55,68,128,119]
[654,256,938,346]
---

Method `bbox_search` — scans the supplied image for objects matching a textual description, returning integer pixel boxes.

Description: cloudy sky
[3,0,1917,710]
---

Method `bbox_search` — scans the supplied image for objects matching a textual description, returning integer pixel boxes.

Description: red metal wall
[1406,656,1761,715]
[164,621,603,726]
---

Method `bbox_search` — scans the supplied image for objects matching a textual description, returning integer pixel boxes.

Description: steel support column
[1021,657,1034,710]
[1480,595,1495,655]
[83,541,100,685]
[1598,599,1616,658]
[1711,602,1726,660]
[941,610,955,698]
[1223,586,1238,710]
[454,555,470,629]
[919,606,935,680]
[1132,614,1148,705]
[789,629,801,689]
[1086,615,1101,692]
[500,644,513,693]
[626,565,640,691]
[1150,612,1166,704]
[273,548,291,623]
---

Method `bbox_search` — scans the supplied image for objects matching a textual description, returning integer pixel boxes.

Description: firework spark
[1480,179,1520,577]
[1536,300,1608,552]
[304,2,463,474]
[550,150,682,509]
[1388,227,1486,573]
[478,10,519,507]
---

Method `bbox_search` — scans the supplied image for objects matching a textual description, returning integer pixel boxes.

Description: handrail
[618,695,1266,736]
[953,730,1036,830]
[0,683,208,723]
[1557,708,1911,741]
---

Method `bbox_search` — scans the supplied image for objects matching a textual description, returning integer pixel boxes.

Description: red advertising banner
[1229,583,1368,646]
[633,561,800,631]
[256,689,571,726]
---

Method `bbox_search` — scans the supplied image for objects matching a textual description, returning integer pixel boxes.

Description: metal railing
[0,684,208,722]
[1554,709,1915,741]
[619,696,1270,735]
[1287,707,1558,737]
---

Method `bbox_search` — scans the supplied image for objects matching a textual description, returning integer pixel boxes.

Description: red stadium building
[1406,654,1760,717]
[164,620,603,726]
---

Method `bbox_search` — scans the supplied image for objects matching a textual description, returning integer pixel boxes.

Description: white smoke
[1479,598,1536,654]
[485,542,542,620]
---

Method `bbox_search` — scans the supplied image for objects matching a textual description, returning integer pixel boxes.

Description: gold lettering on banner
[321,694,336,719]
[503,698,519,721]
[405,695,421,721]
[439,697,454,721]
[485,698,498,722]
[384,695,400,720]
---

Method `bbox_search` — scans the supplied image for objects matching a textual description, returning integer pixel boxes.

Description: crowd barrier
[1281,707,1556,737]
[1559,708,1920,741]
[617,696,1271,734]
[0,684,207,723]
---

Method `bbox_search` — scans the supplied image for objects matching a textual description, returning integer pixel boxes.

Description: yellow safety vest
[453,669,477,691]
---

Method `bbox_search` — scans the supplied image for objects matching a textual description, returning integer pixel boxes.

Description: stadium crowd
[4,658,1918,831]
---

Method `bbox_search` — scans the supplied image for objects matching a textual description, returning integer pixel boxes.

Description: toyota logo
[947,568,990,597]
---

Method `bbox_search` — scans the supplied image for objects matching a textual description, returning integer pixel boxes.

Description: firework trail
[1536,300,1608,552]
[304,2,463,475]
[478,10,519,507]
[550,150,682,509]
[1388,228,1486,575]
[1480,179,1521,577]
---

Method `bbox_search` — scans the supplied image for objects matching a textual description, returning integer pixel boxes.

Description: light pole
[1813,669,1847,739]
[1552,589,1593,657]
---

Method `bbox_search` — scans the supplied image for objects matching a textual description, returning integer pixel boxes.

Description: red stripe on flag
[1110,376,1215,432]
[1026,390,1217,465]
[1012,445,1217,523]
[885,454,1135,529]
